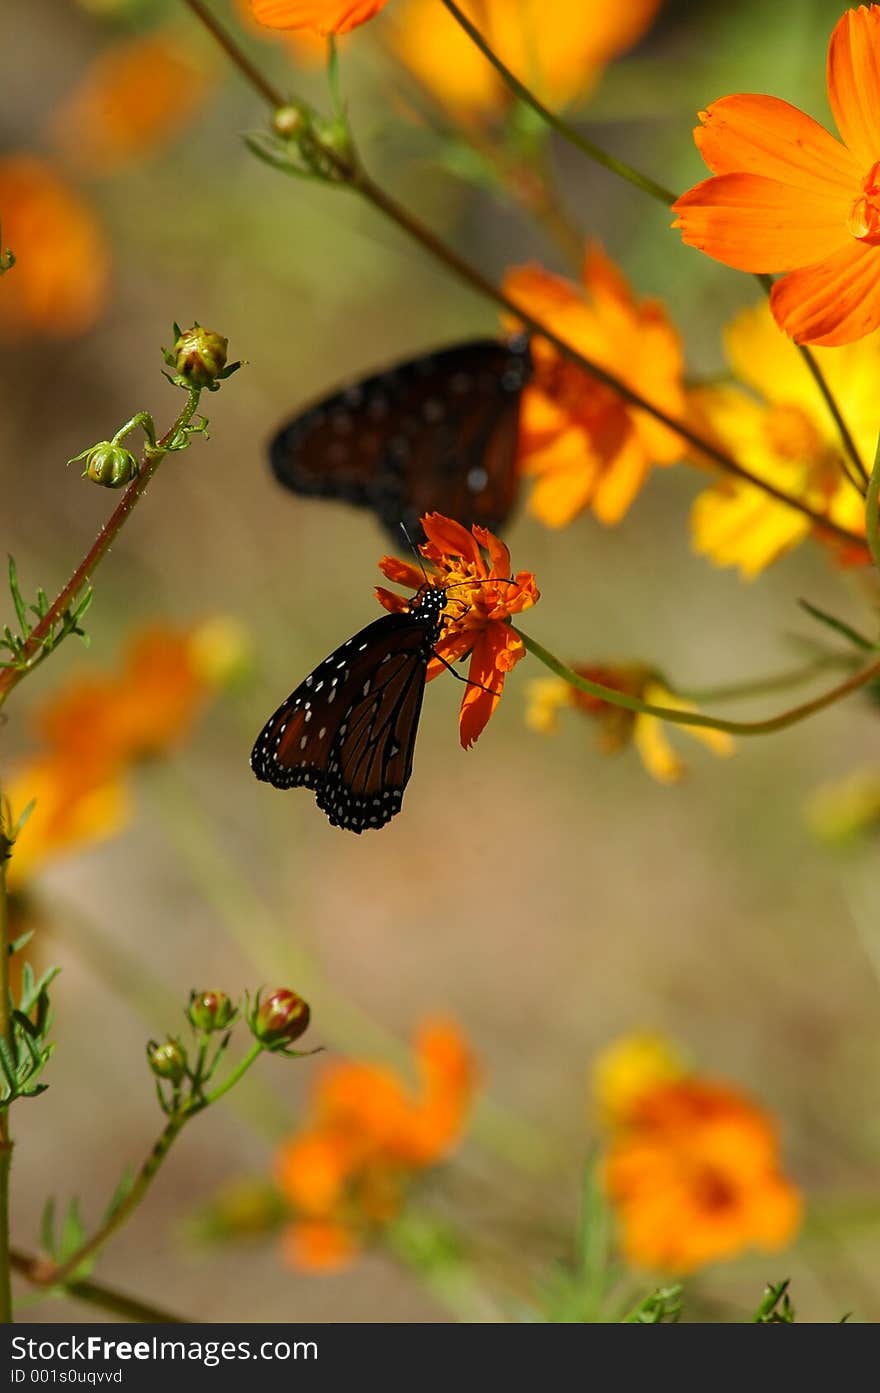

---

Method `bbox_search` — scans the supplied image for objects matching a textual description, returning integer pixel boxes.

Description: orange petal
[250,0,389,33]
[673,172,851,272]
[770,239,880,345]
[827,5,880,171]
[376,554,426,589]
[471,524,511,579]
[457,630,501,749]
[426,629,472,683]
[420,512,482,568]
[374,586,409,615]
[693,94,860,192]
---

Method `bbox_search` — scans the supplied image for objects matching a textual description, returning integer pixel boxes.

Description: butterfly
[268,336,532,543]
[250,583,451,833]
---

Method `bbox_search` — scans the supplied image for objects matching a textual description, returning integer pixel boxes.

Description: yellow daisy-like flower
[526,665,733,783]
[592,1033,687,1127]
[689,302,870,577]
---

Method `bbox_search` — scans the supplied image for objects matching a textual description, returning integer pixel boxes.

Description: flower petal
[458,626,520,749]
[376,554,427,589]
[420,512,482,569]
[769,238,880,345]
[827,4,880,171]
[471,524,511,580]
[250,0,389,34]
[673,172,852,272]
[692,94,860,192]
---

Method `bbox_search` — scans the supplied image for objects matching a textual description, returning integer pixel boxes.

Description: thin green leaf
[40,1197,56,1255]
[798,600,875,651]
[8,556,28,634]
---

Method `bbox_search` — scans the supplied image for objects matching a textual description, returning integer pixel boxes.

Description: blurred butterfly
[251,584,451,833]
[268,336,532,543]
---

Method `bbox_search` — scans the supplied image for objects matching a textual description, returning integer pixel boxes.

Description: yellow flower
[0,155,109,341]
[386,0,662,120]
[689,302,870,577]
[592,1033,687,1127]
[806,767,880,847]
[50,31,214,175]
[526,665,733,783]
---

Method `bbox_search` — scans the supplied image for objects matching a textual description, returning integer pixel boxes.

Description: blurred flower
[235,0,328,64]
[601,1059,803,1274]
[688,303,869,577]
[386,0,661,120]
[51,30,214,175]
[806,767,880,847]
[504,248,685,528]
[275,1019,476,1270]
[250,0,390,34]
[592,1033,687,1127]
[526,663,733,783]
[0,155,108,341]
[376,512,538,748]
[673,6,880,346]
[4,619,246,892]
[3,757,128,891]
[35,621,246,773]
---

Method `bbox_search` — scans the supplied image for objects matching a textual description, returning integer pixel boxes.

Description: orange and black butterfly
[268,335,532,542]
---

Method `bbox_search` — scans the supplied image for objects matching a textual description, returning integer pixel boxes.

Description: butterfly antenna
[399,523,430,585]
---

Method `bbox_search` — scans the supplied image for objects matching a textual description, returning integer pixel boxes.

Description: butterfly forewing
[269,337,531,542]
[251,588,447,832]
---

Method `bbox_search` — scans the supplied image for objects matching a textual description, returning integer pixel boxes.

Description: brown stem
[0,389,201,711]
[11,1248,188,1322]
[181,0,864,548]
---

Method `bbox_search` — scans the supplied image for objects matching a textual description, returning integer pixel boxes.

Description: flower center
[848,161,880,242]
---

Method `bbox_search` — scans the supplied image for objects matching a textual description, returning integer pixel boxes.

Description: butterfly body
[269,337,532,542]
[251,585,449,833]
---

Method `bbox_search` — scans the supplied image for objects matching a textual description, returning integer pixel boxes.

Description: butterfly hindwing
[269,337,531,541]
[251,590,447,832]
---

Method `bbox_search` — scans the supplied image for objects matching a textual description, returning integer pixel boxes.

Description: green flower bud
[74,441,139,489]
[273,104,308,139]
[188,990,237,1033]
[147,1037,187,1084]
[251,989,310,1047]
[173,324,229,389]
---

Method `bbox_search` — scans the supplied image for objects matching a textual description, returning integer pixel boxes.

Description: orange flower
[275,1019,476,1270]
[673,6,880,346]
[386,0,662,119]
[375,512,538,749]
[250,0,390,34]
[503,248,685,528]
[0,155,108,341]
[3,757,129,891]
[599,1053,802,1274]
[51,31,214,175]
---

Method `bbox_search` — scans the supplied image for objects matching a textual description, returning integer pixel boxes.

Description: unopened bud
[188,990,236,1033]
[173,324,229,389]
[251,989,310,1047]
[147,1037,187,1083]
[273,104,308,139]
[73,441,139,489]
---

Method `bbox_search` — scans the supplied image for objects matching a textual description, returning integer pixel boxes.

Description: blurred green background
[3,0,879,1321]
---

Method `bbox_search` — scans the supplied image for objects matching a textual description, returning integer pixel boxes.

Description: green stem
[10,1249,188,1322]
[0,852,12,1323]
[682,655,852,705]
[0,388,201,712]
[441,3,868,491]
[440,0,678,205]
[864,432,880,572]
[25,1043,262,1289]
[181,0,863,547]
[517,628,880,737]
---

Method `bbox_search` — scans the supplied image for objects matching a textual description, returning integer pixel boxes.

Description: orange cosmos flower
[0,155,108,341]
[3,757,129,891]
[275,1019,476,1270]
[50,31,214,175]
[375,512,539,749]
[250,0,390,34]
[526,663,733,783]
[604,1075,803,1274]
[673,5,880,346]
[503,248,685,528]
[386,0,661,120]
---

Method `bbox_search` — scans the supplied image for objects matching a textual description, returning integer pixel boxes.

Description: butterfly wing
[269,337,532,542]
[250,610,434,833]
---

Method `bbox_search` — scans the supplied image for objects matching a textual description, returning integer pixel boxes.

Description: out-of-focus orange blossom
[596,1034,802,1274]
[503,248,685,529]
[250,0,390,35]
[386,0,662,120]
[275,1019,476,1269]
[0,155,109,342]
